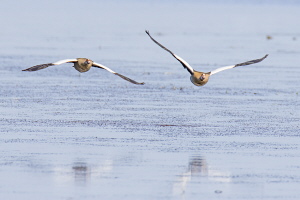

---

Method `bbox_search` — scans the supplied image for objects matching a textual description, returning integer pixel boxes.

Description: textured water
[0,1,300,200]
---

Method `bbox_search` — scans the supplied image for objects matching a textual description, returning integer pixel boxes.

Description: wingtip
[132,81,145,85]
[114,72,145,85]
[260,54,268,61]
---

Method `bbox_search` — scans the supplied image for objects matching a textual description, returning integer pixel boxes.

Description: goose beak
[200,74,205,81]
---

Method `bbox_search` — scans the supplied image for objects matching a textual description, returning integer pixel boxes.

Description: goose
[22,58,144,85]
[145,30,268,86]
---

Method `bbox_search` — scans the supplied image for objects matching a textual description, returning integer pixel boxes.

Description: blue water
[0,1,300,200]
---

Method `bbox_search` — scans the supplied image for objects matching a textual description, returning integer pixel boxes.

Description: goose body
[22,58,144,85]
[145,30,268,86]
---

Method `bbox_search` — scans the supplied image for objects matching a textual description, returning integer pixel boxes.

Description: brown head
[79,58,93,65]
[75,58,94,72]
[190,71,211,86]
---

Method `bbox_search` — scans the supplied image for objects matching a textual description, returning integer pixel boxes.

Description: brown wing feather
[22,63,54,71]
[92,62,144,85]
[145,30,194,75]
[235,54,268,67]
[114,73,145,85]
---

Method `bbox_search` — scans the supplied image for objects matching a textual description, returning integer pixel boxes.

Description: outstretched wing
[22,59,78,71]
[92,62,144,85]
[210,54,268,75]
[145,30,194,75]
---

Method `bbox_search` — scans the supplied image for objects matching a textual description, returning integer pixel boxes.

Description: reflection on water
[53,160,113,186]
[72,162,91,184]
[188,156,208,175]
[173,156,231,197]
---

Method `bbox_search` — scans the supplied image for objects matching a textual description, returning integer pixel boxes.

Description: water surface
[0,1,300,199]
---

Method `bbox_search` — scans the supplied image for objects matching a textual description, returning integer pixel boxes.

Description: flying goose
[145,30,268,86]
[22,58,144,85]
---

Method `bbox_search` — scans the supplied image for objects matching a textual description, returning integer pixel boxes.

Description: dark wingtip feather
[235,54,269,67]
[114,73,145,85]
[22,63,54,71]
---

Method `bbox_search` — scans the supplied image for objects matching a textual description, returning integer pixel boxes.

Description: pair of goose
[23,31,268,86]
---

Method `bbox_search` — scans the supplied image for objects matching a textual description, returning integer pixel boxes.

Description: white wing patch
[53,59,78,65]
[173,54,194,74]
[210,65,235,75]
[92,62,116,74]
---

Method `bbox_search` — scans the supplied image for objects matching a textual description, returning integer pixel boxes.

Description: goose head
[84,59,92,65]
[190,72,210,86]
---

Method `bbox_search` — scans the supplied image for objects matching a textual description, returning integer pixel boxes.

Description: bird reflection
[173,156,208,196]
[173,156,231,196]
[53,160,113,186]
[72,162,91,184]
[188,156,208,175]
